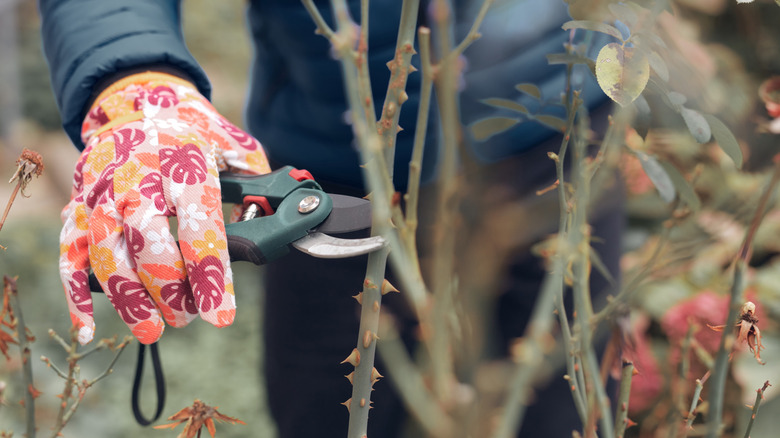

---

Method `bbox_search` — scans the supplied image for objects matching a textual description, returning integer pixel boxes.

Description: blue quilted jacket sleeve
[39,0,210,149]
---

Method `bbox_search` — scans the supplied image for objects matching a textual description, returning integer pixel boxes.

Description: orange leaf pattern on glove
[59,72,270,344]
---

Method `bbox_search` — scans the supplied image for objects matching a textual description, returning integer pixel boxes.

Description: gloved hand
[59,72,270,345]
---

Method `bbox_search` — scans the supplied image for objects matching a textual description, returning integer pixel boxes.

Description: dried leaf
[0,330,17,360]
[595,43,650,106]
[154,399,245,438]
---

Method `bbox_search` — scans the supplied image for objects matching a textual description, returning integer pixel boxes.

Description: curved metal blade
[291,232,386,258]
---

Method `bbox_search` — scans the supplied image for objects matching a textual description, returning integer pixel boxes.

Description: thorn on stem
[341,348,361,367]
[381,279,399,295]
[371,367,383,385]
[363,330,375,349]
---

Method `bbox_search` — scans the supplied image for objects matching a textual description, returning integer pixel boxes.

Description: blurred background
[0,1,278,437]
[3,0,780,437]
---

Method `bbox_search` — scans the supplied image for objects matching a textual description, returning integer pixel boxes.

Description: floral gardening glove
[59,72,270,345]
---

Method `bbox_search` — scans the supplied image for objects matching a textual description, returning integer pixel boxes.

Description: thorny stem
[614,361,634,438]
[553,95,586,426]
[5,276,36,438]
[356,0,378,136]
[557,298,588,424]
[346,247,389,438]
[401,26,433,269]
[684,371,710,435]
[706,162,780,438]
[304,0,413,436]
[429,0,461,403]
[377,0,419,165]
[571,108,614,438]
[674,325,695,438]
[743,381,771,438]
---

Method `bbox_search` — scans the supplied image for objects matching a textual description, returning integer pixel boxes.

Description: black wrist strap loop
[131,342,166,426]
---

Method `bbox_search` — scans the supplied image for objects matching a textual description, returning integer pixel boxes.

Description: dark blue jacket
[39,0,605,189]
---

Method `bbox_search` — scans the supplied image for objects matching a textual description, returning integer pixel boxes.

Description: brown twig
[44,329,132,437]
[4,276,37,438]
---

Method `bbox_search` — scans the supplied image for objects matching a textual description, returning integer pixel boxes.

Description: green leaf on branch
[514,83,541,100]
[703,114,743,168]
[595,43,650,106]
[562,20,624,41]
[480,98,529,114]
[470,117,520,141]
[659,161,701,211]
[533,115,568,133]
[648,51,669,82]
[667,91,687,110]
[680,107,712,143]
[635,151,675,203]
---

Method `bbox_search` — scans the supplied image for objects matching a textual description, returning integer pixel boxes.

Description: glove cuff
[81,71,198,145]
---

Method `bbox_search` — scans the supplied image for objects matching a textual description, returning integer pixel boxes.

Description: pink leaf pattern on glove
[60,73,271,345]
[160,144,208,185]
[188,255,225,314]
[107,275,156,324]
[139,173,167,213]
[161,283,198,314]
[67,271,93,314]
[113,128,146,164]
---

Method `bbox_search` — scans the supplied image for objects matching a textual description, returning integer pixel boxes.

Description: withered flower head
[10,149,44,197]
[709,301,765,365]
[153,399,245,438]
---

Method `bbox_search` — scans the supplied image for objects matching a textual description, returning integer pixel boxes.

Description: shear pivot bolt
[298,195,320,214]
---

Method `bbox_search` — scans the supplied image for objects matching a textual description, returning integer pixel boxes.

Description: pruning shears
[88,165,383,426]
[220,165,384,263]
